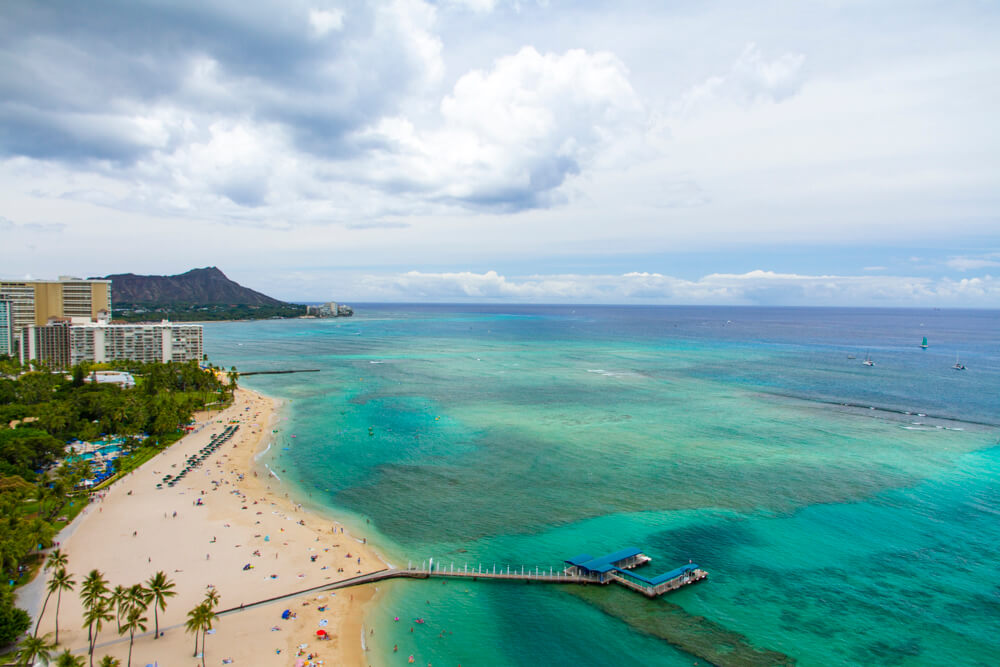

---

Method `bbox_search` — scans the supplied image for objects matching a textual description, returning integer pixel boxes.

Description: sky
[1,0,999,306]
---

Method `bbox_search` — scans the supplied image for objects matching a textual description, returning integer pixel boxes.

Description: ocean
[203,305,1000,666]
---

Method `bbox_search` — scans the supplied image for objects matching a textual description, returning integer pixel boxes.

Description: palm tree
[184,603,207,658]
[54,648,86,666]
[125,584,150,620]
[109,585,127,633]
[145,571,176,639]
[98,656,121,667]
[49,568,76,645]
[197,603,216,667]
[45,549,68,572]
[83,597,113,667]
[34,550,70,638]
[203,588,220,610]
[15,633,54,666]
[123,606,148,667]
[80,570,108,654]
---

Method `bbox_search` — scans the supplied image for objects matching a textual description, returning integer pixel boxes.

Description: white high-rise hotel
[68,321,203,366]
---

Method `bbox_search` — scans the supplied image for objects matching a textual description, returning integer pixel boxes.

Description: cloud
[945,254,1000,271]
[352,269,1000,307]
[361,46,643,210]
[445,0,499,12]
[308,8,345,37]
[0,215,65,233]
[0,2,644,218]
[0,1,443,163]
[676,43,806,116]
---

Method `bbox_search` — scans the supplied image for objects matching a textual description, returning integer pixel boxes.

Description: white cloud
[361,46,643,209]
[308,8,345,37]
[445,0,498,13]
[351,269,1000,307]
[945,255,1000,271]
[676,43,806,116]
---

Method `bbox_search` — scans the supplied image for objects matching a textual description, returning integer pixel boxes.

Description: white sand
[33,388,385,666]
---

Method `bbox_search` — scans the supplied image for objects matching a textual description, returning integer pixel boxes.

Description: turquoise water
[204,306,1000,666]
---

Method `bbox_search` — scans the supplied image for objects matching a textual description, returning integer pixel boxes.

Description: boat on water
[920,336,928,349]
[862,352,875,366]
[953,353,966,370]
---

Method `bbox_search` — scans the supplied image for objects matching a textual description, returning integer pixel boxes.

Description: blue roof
[622,563,698,586]
[565,547,643,573]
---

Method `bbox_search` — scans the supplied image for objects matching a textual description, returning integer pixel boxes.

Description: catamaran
[862,352,874,366]
[953,354,966,371]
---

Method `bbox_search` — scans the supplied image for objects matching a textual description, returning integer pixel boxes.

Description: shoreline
[30,387,387,666]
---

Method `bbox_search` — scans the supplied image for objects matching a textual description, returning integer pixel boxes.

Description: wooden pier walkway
[206,555,707,620]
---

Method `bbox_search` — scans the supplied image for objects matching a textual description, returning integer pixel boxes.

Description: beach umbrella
[281,609,291,619]
[316,629,327,637]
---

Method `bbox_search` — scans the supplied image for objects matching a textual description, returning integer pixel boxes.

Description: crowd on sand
[29,388,385,666]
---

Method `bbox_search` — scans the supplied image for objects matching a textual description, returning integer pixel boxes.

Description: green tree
[82,597,113,667]
[145,571,175,639]
[184,602,210,659]
[122,606,147,667]
[34,548,69,638]
[98,656,121,667]
[0,584,31,646]
[202,588,220,611]
[80,569,110,667]
[0,428,64,479]
[14,632,54,666]
[54,648,86,666]
[16,371,59,405]
[109,585,127,634]
[50,568,75,646]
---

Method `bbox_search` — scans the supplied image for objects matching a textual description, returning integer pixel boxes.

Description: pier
[238,368,320,376]
[209,549,705,621]
[309,549,705,601]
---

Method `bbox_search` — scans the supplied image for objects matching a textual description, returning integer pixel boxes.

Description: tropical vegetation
[0,356,230,650]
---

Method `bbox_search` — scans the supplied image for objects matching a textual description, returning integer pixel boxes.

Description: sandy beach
[29,387,386,666]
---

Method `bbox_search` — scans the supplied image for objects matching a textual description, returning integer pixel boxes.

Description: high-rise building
[21,320,202,367]
[18,319,72,368]
[0,278,112,346]
[0,298,14,357]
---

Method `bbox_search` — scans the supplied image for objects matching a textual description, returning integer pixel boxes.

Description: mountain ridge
[93,266,288,306]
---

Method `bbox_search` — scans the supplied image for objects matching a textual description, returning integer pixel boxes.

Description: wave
[254,441,272,461]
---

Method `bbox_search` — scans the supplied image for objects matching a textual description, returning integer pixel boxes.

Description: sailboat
[862,352,874,366]
[920,336,928,349]
[953,353,966,371]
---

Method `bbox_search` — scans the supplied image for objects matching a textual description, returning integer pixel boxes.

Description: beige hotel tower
[0,277,112,353]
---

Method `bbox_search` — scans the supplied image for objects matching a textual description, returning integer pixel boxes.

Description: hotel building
[19,320,203,367]
[0,277,112,343]
[0,298,16,357]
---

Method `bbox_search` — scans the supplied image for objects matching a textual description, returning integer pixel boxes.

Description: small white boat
[953,353,966,371]
[862,352,874,366]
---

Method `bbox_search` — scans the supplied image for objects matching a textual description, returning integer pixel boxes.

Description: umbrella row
[158,425,240,489]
